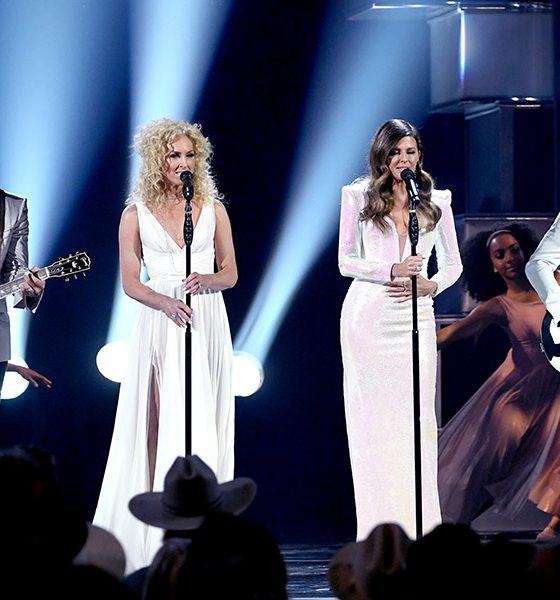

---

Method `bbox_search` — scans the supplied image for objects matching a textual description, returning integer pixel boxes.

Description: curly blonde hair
[360,119,441,233]
[126,118,221,211]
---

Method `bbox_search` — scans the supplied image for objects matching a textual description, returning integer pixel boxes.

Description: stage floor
[282,543,342,599]
[281,531,550,599]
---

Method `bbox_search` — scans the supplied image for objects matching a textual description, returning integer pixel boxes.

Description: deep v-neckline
[387,218,409,261]
[388,208,409,261]
[151,203,206,250]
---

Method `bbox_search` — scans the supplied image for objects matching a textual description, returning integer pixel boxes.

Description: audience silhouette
[179,511,288,600]
[328,522,410,600]
[4,442,560,600]
[124,454,257,595]
[0,443,133,598]
[329,520,560,600]
[142,537,191,600]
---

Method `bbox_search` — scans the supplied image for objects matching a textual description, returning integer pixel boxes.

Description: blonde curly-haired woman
[94,118,237,573]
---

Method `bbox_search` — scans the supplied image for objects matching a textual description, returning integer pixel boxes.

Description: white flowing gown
[93,200,235,574]
[338,181,462,541]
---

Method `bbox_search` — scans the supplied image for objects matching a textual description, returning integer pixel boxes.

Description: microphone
[180,170,194,202]
[181,170,194,245]
[400,168,420,207]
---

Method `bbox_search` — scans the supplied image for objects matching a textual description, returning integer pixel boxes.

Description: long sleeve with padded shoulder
[338,185,393,283]
[428,189,463,297]
[338,184,462,295]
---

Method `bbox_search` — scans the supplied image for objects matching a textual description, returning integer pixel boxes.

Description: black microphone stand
[181,171,194,455]
[403,170,422,540]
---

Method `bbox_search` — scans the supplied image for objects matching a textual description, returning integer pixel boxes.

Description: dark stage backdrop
[0,0,555,545]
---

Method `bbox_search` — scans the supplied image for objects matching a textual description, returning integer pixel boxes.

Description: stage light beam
[234,8,429,378]
[0,0,127,370]
[99,0,233,383]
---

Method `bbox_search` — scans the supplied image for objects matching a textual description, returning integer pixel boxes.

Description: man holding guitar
[526,215,560,373]
[0,188,46,389]
[525,213,560,540]
[526,212,560,329]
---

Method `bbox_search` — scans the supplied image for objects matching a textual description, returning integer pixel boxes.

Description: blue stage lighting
[1,355,30,400]
[100,0,233,382]
[128,0,233,185]
[235,9,429,374]
[0,0,127,370]
[460,10,466,88]
[233,351,264,397]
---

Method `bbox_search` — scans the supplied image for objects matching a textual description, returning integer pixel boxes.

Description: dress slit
[147,365,160,490]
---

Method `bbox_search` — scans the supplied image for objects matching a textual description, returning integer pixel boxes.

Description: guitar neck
[0,268,49,301]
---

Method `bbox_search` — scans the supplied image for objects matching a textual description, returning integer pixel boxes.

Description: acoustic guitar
[540,310,560,372]
[0,251,91,300]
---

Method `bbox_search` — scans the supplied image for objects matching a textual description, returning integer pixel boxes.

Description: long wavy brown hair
[359,119,441,233]
[126,118,221,211]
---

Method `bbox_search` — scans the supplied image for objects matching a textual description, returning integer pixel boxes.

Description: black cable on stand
[181,170,194,455]
[401,167,422,539]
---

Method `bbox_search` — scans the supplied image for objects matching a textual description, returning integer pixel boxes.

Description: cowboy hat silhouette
[128,455,257,530]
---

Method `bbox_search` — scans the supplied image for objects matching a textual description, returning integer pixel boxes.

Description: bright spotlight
[233,352,264,397]
[97,343,263,397]
[1,356,30,400]
[96,341,130,383]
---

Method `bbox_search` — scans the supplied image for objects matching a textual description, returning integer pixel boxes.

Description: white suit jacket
[525,211,560,325]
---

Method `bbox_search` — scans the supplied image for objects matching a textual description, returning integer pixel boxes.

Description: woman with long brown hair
[338,118,462,540]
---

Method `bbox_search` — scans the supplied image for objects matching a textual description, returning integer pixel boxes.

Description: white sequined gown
[338,181,462,540]
[93,200,234,573]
